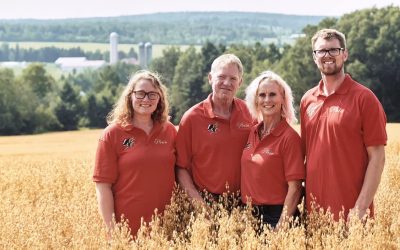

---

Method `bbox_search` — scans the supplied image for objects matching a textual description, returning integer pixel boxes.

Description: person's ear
[208,73,212,86]
[312,52,318,64]
[343,49,349,62]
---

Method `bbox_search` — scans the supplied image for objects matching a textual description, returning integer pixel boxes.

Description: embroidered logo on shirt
[237,122,251,129]
[262,148,275,155]
[207,123,218,133]
[329,105,343,113]
[154,139,168,144]
[122,137,135,148]
[306,102,323,118]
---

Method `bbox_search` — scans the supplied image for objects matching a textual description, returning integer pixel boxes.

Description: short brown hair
[311,28,346,50]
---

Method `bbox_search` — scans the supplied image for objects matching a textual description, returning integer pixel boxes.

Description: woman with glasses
[241,71,305,230]
[93,70,176,237]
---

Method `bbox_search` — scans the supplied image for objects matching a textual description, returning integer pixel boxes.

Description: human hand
[348,207,367,222]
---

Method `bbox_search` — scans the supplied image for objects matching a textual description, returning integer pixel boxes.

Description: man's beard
[319,62,343,76]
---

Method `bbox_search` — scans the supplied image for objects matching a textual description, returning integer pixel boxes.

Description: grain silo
[145,42,152,68]
[109,32,119,64]
[138,42,145,68]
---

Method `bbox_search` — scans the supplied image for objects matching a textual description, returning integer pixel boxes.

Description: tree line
[0,6,399,135]
[0,43,137,62]
[0,12,325,45]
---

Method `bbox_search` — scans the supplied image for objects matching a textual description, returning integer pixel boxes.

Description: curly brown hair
[106,70,169,127]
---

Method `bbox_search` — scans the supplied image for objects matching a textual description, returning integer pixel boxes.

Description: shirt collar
[204,94,242,118]
[119,120,162,133]
[313,74,353,97]
[254,119,288,138]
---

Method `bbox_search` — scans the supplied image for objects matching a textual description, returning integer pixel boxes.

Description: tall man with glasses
[300,29,387,220]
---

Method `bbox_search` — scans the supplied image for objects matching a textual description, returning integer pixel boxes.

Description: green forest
[0,12,325,44]
[0,6,399,135]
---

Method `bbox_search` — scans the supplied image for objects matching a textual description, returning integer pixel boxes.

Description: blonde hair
[245,71,297,124]
[210,53,243,78]
[106,70,169,126]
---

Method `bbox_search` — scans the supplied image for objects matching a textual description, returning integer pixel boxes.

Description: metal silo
[109,32,119,65]
[145,42,152,68]
[138,42,145,69]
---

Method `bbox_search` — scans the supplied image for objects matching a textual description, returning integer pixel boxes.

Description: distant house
[290,33,306,39]
[120,57,139,65]
[55,57,107,71]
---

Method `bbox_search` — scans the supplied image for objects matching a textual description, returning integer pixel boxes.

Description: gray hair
[210,54,243,78]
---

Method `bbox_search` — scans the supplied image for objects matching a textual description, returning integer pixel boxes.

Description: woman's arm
[277,180,302,228]
[95,182,115,232]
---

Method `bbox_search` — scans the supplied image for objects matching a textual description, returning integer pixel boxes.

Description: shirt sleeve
[299,97,307,155]
[93,134,118,184]
[175,113,193,170]
[360,90,387,146]
[282,131,306,181]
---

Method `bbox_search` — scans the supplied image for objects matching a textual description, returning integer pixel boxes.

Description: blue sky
[0,0,399,19]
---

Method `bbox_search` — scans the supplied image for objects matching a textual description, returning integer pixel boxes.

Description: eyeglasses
[133,90,160,100]
[313,48,344,58]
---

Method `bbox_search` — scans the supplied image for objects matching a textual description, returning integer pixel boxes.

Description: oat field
[1,125,399,249]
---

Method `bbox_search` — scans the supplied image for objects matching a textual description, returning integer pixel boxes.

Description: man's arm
[353,145,385,219]
[176,167,204,202]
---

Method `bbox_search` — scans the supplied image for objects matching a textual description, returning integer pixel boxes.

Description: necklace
[258,120,280,140]
[258,126,272,140]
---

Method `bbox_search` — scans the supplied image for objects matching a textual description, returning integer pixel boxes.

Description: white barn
[0,61,28,68]
[55,57,106,71]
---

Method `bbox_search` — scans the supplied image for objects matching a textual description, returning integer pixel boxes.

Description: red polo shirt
[175,94,253,194]
[300,74,387,219]
[241,120,305,205]
[93,121,177,235]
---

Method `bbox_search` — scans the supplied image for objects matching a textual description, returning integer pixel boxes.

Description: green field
[1,41,200,59]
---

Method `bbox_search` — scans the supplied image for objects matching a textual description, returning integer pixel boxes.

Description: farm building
[0,61,28,68]
[55,57,106,71]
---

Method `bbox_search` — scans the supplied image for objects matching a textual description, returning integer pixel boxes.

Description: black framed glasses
[313,48,344,58]
[133,90,160,100]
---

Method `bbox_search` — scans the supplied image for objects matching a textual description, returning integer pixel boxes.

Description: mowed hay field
[1,124,399,249]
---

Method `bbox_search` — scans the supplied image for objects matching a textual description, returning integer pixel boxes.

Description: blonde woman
[93,70,176,236]
[241,71,305,229]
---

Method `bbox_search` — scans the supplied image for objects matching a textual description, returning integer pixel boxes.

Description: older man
[175,54,253,202]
